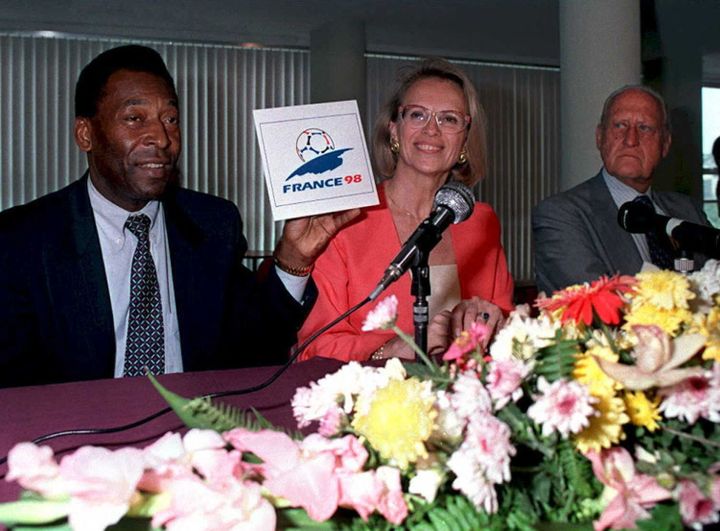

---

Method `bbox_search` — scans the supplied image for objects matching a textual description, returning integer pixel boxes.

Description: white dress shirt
[603,168,668,265]
[88,179,308,377]
[88,179,183,376]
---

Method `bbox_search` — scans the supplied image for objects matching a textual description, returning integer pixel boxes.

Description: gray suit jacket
[532,172,709,294]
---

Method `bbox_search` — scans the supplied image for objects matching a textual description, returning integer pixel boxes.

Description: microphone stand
[410,249,431,356]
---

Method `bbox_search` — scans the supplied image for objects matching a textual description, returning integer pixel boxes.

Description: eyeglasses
[399,105,470,133]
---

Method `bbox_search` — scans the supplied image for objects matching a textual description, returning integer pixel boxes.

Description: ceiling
[0,0,560,65]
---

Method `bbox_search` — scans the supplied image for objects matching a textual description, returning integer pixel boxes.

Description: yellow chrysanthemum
[692,307,720,362]
[623,301,692,336]
[623,390,661,432]
[573,346,621,398]
[573,393,629,453]
[352,378,436,469]
[633,270,694,310]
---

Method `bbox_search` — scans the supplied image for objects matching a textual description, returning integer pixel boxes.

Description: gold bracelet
[370,345,385,361]
[272,252,313,277]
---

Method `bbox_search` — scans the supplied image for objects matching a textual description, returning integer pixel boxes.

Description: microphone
[617,200,720,258]
[368,181,475,300]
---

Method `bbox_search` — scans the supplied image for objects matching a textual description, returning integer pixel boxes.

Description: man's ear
[661,131,672,158]
[595,125,603,151]
[74,117,92,152]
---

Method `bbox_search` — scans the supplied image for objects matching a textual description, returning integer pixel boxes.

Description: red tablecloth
[0,358,343,503]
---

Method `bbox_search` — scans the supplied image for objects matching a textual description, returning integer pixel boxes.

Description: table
[0,358,343,504]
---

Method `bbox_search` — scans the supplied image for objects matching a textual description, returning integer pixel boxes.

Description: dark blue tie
[633,195,675,270]
[123,214,165,376]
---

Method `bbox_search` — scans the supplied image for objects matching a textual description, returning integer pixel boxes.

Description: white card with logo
[253,100,378,220]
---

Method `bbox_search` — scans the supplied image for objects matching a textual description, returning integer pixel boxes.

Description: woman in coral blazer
[297,58,514,362]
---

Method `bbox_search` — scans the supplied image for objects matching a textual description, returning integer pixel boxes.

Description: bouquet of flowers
[1,262,719,531]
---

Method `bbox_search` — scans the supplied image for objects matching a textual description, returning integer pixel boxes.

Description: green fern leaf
[148,374,278,433]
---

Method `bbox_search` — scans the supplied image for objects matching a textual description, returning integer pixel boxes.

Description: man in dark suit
[0,45,356,388]
[533,85,709,295]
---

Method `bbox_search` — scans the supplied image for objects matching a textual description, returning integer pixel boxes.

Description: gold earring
[458,149,468,165]
[390,138,400,154]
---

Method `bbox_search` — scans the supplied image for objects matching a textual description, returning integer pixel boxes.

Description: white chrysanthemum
[448,448,498,513]
[689,259,720,312]
[463,414,515,484]
[446,413,513,516]
[361,295,398,331]
[527,377,598,438]
[489,309,558,362]
[432,390,465,441]
[450,371,492,421]
[292,360,407,426]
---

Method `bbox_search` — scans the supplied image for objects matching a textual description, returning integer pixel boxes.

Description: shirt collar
[602,167,655,208]
[87,177,160,240]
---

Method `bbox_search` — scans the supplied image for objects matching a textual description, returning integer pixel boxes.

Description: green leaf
[147,374,278,433]
[634,503,683,531]
[535,337,581,381]
[0,499,69,525]
[275,507,338,530]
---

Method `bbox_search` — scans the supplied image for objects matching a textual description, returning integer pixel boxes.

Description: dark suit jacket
[532,172,709,294]
[0,175,315,388]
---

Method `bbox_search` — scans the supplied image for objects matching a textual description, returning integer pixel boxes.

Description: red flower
[536,275,635,326]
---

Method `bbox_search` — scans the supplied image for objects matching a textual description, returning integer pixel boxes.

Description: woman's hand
[373,310,453,360]
[448,297,505,348]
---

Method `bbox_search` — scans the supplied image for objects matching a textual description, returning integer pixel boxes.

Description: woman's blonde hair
[371,57,488,186]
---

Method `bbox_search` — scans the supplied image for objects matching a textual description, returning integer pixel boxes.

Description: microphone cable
[0,296,372,468]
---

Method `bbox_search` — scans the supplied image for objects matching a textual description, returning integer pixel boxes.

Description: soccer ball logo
[295,128,335,162]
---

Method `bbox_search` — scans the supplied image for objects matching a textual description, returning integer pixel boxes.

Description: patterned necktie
[123,214,165,376]
[633,195,675,270]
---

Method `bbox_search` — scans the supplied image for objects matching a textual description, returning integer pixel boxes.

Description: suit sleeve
[532,197,615,295]
[221,208,316,367]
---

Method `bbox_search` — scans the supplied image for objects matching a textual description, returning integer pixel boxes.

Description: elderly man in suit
[533,85,709,295]
[0,45,357,388]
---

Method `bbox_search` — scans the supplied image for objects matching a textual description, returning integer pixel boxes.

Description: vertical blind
[0,34,310,253]
[0,34,558,283]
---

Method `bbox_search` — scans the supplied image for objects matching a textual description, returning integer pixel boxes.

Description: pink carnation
[447,413,514,514]
[486,358,530,409]
[450,370,493,420]
[660,373,714,424]
[361,295,398,331]
[527,377,597,438]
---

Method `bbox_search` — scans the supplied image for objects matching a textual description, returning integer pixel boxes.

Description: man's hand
[274,209,361,270]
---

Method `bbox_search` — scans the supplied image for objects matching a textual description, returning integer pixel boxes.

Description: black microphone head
[434,181,474,224]
[618,200,655,233]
